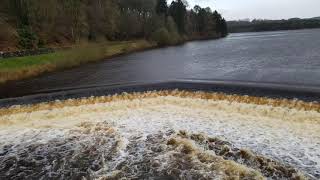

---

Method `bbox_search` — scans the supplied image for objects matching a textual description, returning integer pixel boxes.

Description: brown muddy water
[0,90,319,179]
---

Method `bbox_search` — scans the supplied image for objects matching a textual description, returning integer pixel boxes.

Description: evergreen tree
[156,0,168,15]
[220,18,228,37]
[169,0,187,34]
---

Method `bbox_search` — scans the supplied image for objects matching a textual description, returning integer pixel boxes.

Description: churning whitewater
[0,90,319,179]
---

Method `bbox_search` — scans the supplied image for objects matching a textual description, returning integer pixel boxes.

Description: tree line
[0,0,228,50]
[228,18,320,33]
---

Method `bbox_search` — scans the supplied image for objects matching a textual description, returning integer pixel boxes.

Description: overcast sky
[170,0,320,21]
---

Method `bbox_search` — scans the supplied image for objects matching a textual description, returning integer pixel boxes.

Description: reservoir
[1,29,320,98]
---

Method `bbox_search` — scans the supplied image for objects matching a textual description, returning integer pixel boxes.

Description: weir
[1,81,319,179]
[1,79,319,108]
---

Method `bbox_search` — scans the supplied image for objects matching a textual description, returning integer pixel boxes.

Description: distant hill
[227,18,320,33]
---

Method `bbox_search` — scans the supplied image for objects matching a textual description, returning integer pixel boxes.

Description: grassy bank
[0,40,155,84]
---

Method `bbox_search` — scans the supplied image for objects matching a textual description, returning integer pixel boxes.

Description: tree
[7,0,30,26]
[193,5,201,14]
[169,0,187,34]
[220,18,228,37]
[60,0,88,42]
[156,0,168,15]
[0,0,228,51]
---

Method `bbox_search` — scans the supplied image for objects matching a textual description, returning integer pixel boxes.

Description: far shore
[228,27,320,34]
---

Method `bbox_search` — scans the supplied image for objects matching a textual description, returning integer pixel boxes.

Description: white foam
[1,96,319,178]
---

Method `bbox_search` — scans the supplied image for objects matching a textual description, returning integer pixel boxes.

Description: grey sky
[170,0,320,20]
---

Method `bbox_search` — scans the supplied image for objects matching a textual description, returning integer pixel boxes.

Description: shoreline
[0,36,224,85]
[228,27,320,34]
[0,40,156,84]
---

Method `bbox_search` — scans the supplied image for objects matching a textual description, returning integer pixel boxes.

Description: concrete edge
[0,80,319,108]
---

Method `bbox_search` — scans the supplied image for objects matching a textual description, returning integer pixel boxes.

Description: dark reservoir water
[1,29,320,98]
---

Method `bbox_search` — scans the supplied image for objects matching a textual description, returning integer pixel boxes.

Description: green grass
[0,53,63,70]
[0,40,155,83]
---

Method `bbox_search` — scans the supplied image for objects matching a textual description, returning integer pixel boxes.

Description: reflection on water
[0,90,319,179]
